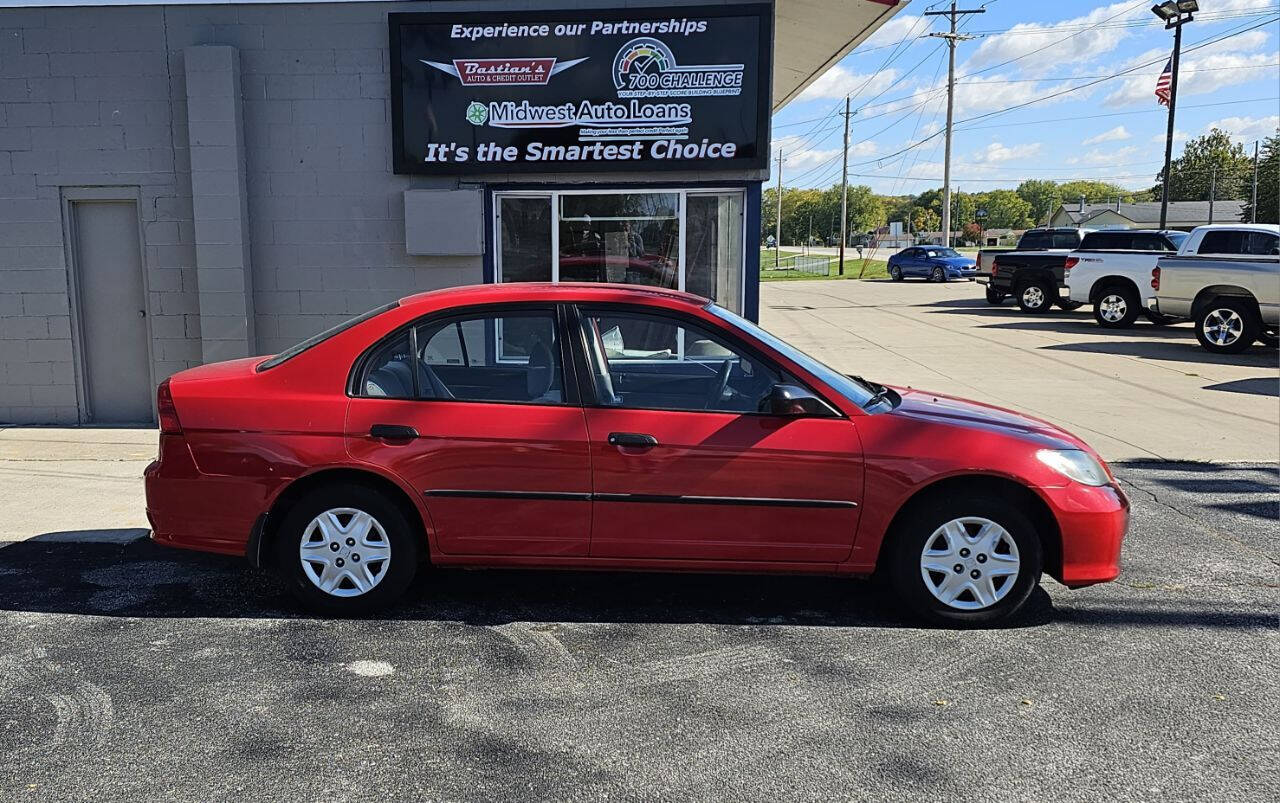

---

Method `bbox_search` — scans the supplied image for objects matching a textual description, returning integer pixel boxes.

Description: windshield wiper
[863,386,892,409]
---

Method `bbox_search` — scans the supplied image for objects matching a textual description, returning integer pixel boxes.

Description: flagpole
[1158,14,1186,229]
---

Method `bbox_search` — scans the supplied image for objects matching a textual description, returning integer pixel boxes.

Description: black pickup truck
[976,228,1091,311]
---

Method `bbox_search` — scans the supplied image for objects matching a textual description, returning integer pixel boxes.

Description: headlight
[1036,449,1110,486]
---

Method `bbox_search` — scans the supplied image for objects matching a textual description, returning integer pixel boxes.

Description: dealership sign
[389,6,772,174]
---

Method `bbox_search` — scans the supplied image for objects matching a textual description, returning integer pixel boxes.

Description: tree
[1241,133,1279,224]
[949,191,977,232]
[961,222,984,245]
[1154,128,1253,203]
[974,189,1032,229]
[1016,179,1061,225]
[910,206,940,234]
[1055,180,1144,205]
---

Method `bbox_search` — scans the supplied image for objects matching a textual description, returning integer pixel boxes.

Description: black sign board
[389,5,772,174]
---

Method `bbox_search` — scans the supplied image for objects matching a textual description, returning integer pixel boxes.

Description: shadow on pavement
[1,533,1273,631]
[1203,377,1279,397]
[1039,339,1277,367]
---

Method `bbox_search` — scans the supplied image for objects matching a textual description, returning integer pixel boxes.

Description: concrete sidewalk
[760,279,1280,462]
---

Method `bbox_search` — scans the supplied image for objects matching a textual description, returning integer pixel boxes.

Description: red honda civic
[145,283,1128,625]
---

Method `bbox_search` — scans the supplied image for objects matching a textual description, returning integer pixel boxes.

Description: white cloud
[1065,145,1142,166]
[1150,130,1189,144]
[1205,115,1280,143]
[964,1,1148,77]
[797,65,899,103]
[971,142,1044,164]
[1082,126,1132,146]
[1102,31,1274,107]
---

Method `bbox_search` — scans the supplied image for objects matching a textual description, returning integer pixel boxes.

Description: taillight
[157,379,182,433]
[1151,266,1160,290]
[1064,257,1079,270]
[991,263,999,278]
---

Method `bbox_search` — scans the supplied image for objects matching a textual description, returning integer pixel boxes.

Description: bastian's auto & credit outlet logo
[421,56,588,85]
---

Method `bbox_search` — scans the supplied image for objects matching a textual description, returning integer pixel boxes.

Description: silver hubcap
[920,517,1021,611]
[1022,286,1045,308]
[933,269,943,281]
[299,508,391,597]
[1099,294,1127,322]
[1203,308,1243,346]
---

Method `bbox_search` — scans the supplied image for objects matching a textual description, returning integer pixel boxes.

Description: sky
[769,0,1280,195]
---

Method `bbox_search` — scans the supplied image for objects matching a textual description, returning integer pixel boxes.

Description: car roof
[1088,229,1181,235]
[398,282,711,311]
[1190,223,1280,233]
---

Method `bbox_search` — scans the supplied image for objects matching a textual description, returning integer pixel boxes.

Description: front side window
[577,308,781,414]
[360,310,565,405]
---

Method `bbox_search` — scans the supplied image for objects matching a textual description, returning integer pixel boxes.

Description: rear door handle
[370,424,419,441]
[608,432,657,448]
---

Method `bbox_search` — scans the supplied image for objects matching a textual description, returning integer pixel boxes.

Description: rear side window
[1246,231,1279,255]
[1080,232,1131,249]
[1051,231,1082,249]
[258,302,398,371]
[1019,231,1050,249]
[1198,230,1245,254]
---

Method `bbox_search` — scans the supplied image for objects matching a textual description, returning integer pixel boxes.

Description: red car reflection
[145,283,1127,625]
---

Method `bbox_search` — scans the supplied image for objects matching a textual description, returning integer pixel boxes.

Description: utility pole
[1152,1,1196,229]
[926,1,983,248]
[1208,165,1216,224]
[774,149,783,268]
[838,96,852,276]
[1251,140,1259,223]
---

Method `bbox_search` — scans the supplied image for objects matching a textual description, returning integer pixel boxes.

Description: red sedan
[145,283,1128,625]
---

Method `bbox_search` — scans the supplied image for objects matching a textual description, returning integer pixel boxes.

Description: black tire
[985,287,1006,305]
[930,266,945,283]
[889,264,903,281]
[1015,280,1053,314]
[1261,330,1279,347]
[1056,299,1084,311]
[887,494,1043,627]
[1093,284,1140,328]
[1195,298,1258,354]
[275,482,420,615]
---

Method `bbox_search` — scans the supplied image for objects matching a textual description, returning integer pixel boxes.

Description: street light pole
[1154,1,1197,229]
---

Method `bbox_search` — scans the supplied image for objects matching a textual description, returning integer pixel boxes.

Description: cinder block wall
[0,0,763,424]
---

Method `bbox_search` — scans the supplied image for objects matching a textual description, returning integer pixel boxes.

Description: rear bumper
[144,435,268,558]
[1040,482,1130,588]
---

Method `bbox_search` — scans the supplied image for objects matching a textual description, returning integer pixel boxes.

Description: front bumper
[1040,481,1130,587]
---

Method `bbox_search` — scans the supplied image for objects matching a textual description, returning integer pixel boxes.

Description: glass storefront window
[495,188,745,312]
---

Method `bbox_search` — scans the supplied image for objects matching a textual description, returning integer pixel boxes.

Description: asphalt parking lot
[1,281,1277,801]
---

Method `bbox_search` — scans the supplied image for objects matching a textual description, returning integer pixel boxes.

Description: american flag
[1155,58,1173,106]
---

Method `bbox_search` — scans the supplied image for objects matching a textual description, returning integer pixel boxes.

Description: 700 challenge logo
[611,38,744,98]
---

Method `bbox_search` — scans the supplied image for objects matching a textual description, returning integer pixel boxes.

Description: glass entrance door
[494,188,746,312]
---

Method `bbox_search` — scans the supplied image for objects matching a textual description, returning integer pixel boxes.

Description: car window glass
[361,331,414,398]
[1198,230,1243,254]
[1052,232,1081,248]
[1132,235,1165,251]
[578,310,781,414]
[1245,231,1279,255]
[360,311,564,405]
[1020,231,1050,249]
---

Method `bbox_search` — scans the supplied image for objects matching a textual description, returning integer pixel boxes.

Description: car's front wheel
[887,495,1043,626]
[930,266,945,282]
[889,264,903,281]
[276,483,420,614]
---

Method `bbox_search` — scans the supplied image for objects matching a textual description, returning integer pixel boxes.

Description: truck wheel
[1195,299,1258,354]
[1016,280,1053,314]
[985,287,1006,305]
[1094,285,1140,328]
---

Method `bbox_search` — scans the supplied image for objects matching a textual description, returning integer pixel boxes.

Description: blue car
[888,246,978,282]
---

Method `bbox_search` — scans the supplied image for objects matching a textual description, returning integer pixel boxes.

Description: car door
[345,304,592,557]
[900,248,921,276]
[571,304,864,564]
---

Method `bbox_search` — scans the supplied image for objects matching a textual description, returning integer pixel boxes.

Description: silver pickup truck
[1150,224,1280,354]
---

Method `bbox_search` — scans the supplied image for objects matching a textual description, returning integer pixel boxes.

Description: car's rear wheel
[276,483,419,614]
[985,287,1006,305]
[1094,285,1140,328]
[887,495,1042,627]
[930,266,945,282]
[1195,299,1258,354]
[1016,280,1053,314]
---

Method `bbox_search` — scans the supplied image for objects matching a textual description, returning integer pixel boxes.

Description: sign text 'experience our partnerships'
[389,6,772,174]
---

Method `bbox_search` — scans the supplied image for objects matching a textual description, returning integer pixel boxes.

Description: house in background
[1049,200,1247,230]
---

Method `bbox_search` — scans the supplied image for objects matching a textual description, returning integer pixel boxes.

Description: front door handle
[608,432,657,448]
[370,424,419,441]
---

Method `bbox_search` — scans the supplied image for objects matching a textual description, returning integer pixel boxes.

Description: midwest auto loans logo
[611,38,744,98]
[421,56,588,86]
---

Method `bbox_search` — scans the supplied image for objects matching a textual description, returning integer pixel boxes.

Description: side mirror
[760,383,828,416]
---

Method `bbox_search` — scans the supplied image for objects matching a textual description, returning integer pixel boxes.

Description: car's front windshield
[927,248,962,258]
[707,304,893,412]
